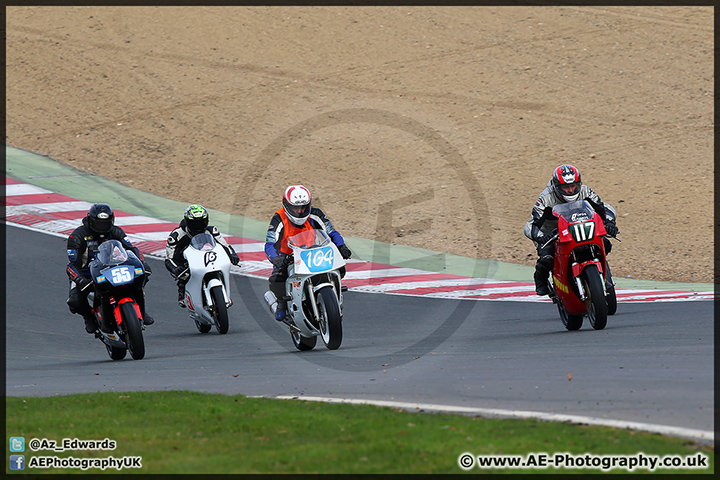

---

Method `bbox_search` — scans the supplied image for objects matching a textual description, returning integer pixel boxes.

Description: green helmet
[184,204,209,234]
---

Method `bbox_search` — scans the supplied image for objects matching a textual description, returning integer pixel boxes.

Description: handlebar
[539,233,559,250]
[540,232,620,250]
[176,267,190,282]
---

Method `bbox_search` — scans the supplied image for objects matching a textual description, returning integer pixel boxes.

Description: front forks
[305,281,321,323]
[571,262,607,302]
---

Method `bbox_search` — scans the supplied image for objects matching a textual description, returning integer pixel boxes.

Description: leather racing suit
[265,207,348,312]
[524,181,617,294]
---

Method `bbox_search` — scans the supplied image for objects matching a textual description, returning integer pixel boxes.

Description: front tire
[581,264,608,330]
[121,302,145,360]
[210,286,229,334]
[317,286,342,350]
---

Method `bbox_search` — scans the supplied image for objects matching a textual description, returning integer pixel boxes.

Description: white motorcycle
[179,232,233,334]
[264,229,347,351]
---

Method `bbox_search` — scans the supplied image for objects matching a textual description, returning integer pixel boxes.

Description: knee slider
[67,295,81,312]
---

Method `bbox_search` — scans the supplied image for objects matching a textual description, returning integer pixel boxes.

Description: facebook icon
[10,454,25,470]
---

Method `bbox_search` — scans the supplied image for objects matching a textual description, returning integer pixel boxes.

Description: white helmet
[282,185,311,226]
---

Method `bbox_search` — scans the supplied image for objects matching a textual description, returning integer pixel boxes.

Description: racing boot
[177,288,186,308]
[534,271,550,296]
[83,314,97,334]
[275,308,287,322]
[534,255,553,296]
[143,313,155,326]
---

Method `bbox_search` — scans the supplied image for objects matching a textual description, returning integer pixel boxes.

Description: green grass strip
[6,391,713,474]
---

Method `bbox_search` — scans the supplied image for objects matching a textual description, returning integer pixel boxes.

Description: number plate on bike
[98,265,136,286]
[569,221,596,243]
[299,246,335,273]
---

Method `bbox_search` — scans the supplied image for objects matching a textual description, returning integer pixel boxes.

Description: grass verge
[6,391,713,474]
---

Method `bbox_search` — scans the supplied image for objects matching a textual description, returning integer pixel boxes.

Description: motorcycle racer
[66,203,155,333]
[164,204,240,307]
[524,165,619,296]
[265,185,352,322]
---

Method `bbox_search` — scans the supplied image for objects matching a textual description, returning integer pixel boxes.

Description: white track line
[9,220,712,443]
[272,395,714,445]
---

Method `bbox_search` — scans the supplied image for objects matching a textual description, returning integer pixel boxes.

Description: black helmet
[87,203,115,235]
[184,204,209,235]
[551,164,582,202]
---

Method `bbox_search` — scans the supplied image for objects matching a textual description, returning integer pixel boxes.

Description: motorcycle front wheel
[121,302,145,360]
[580,264,608,330]
[210,286,229,334]
[317,286,342,350]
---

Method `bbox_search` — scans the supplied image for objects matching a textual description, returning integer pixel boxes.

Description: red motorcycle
[542,200,618,331]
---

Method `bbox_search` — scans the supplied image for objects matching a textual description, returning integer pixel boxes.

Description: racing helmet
[87,203,115,235]
[184,204,209,235]
[282,185,311,226]
[551,164,582,202]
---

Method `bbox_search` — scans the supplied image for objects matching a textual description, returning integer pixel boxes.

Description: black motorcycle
[87,240,148,360]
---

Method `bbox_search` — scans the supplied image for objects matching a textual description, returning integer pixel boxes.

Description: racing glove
[535,229,558,248]
[172,263,188,278]
[535,235,551,248]
[176,264,190,283]
[271,253,292,269]
[604,221,619,237]
[229,252,240,266]
[338,244,352,260]
[76,276,93,292]
[142,261,153,276]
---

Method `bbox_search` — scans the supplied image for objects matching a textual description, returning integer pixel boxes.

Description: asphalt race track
[6,225,714,437]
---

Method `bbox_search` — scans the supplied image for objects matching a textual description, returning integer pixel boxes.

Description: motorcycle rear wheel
[105,344,127,361]
[291,330,317,351]
[581,264,608,330]
[558,303,583,331]
[122,302,145,360]
[195,318,212,334]
[604,262,617,315]
[210,286,229,334]
[551,280,583,330]
[606,286,618,316]
[317,286,342,350]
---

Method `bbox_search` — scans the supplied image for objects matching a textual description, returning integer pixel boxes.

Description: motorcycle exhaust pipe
[264,291,278,315]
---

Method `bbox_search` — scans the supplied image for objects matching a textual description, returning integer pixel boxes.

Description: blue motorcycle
[87,240,147,360]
